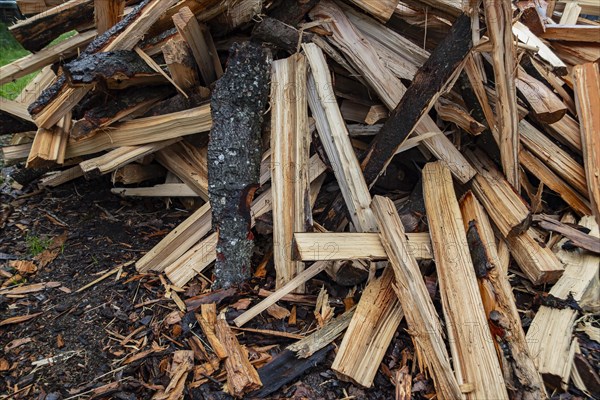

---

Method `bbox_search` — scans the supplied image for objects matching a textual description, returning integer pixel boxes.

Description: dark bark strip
[208,42,271,289]
[319,13,472,230]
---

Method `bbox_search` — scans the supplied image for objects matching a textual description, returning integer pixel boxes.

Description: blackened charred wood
[250,345,333,398]
[9,0,95,52]
[71,86,174,140]
[144,87,210,117]
[319,14,472,230]
[252,17,312,53]
[269,0,321,25]
[208,42,271,289]
[62,50,159,86]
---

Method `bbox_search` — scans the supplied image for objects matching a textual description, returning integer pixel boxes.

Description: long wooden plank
[423,161,508,400]
[292,232,432,261]
[540,25,600,43]
[372,196,462,399]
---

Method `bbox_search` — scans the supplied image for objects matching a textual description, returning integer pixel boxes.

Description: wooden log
[520,149,592,216]
[154,141,209,200]
[540,24,600,43]
[572,63,600,227]
[466,148,531,238]
[9,0,95,52]
[29,0,179,129]
[207,42,271,289]
[0,30,95,86]
[526,216,599,390]
[292,232,433,261]
[550,41,600,65]
[516,67,567,124]
[484,0,520,188]
[520,119,588,197]
[345,0,399,22]
[173,6,222,86]
[422,161,509,400]
[434,97,485,135]
[94,0,125,34]
[512,21,567,75]
[459,191,547,400]
[304,42,377,233]
[372,195,462,399]
[79,138,178,178]
[214,316,262,397]
[545,114,582,154]
[331,267,404,388]
[161,36,201,92]
[312,1,476,185]
[111,163,165,184]
[270,53,311,289]
[39,166,84,187]
[71,86,173,141]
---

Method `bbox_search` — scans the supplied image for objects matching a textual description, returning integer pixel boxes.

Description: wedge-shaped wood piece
[0,30,96,87]
[520,119,588,197]
[173,6,221,85]
[372,195,462,399]
[516,67,567,124]
[466,148,531,238]
[541,25,600,43]
[573,63,600,226]
[331,267,404,388]
[162,35,201,92]
[30,0,180,129]
[79,139,179,178]
[304,43,377,233]
[312,2,475,185]
[65,104,211,159]
[215,316,262,397]
[520,149,592,216]
[506,229,565,284]
[422,161,508,400]
[154,141,209,200]
[292,232,432,261]
[484,0,520,188]
[270,53,311,289]
[94,0,125,34]
[459,191,546,399]
[345,0,399,22]
[9,0,94,52]
[526,216,599,390]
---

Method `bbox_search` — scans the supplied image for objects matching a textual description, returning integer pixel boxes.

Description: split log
[484,0,520,188]
[270,53,311,289]
[331,267,404,388]
[559,2,582,24]
[434,98,485,135]
[459,191,546,400]
[572,63,600,226]
[540,25,600,43]
[422,161,509,400]
[161,36,201,92]
[71,86,173,140]
[207,42,271,289]
[79,138,178,178]
[26,116,71,168]
[29,0,180,129]
[292,232,433,261]
[312,1,475,185]
[0,30,95,86]
[545,114,582,154]
[214,316,262,397]
[526,216,599,390]
[0,98,34,123]
[516,67,567,124]
[40,166,85,187]
[550,41,600,65]
[340,101,387,125]
[512,21,567,75]
[251,16,312,53]
[345,0,399,22]
[17,0,75,14]
[9,0,95,52]
[520,120,588,197]
[533,214,600,254]
[516,0,546,35]
[372,195,462,399]
[94,0,125,34]
[173,6,222,86]
[520,149,592,216]
[111,183,196,197]
[154,141,209,200]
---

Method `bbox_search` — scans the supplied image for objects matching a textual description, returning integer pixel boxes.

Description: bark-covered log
[208,42,271,289]
[62,50,159,86]
[252,17,312,53]
[144,87,210,117]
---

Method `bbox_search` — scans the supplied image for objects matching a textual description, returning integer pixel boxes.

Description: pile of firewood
[1,0,599,398]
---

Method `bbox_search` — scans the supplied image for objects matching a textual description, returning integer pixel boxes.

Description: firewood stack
[1,0,599,398]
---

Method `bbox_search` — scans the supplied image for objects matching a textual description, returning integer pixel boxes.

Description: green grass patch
[26,234,53,256]
[0,22,77,100]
